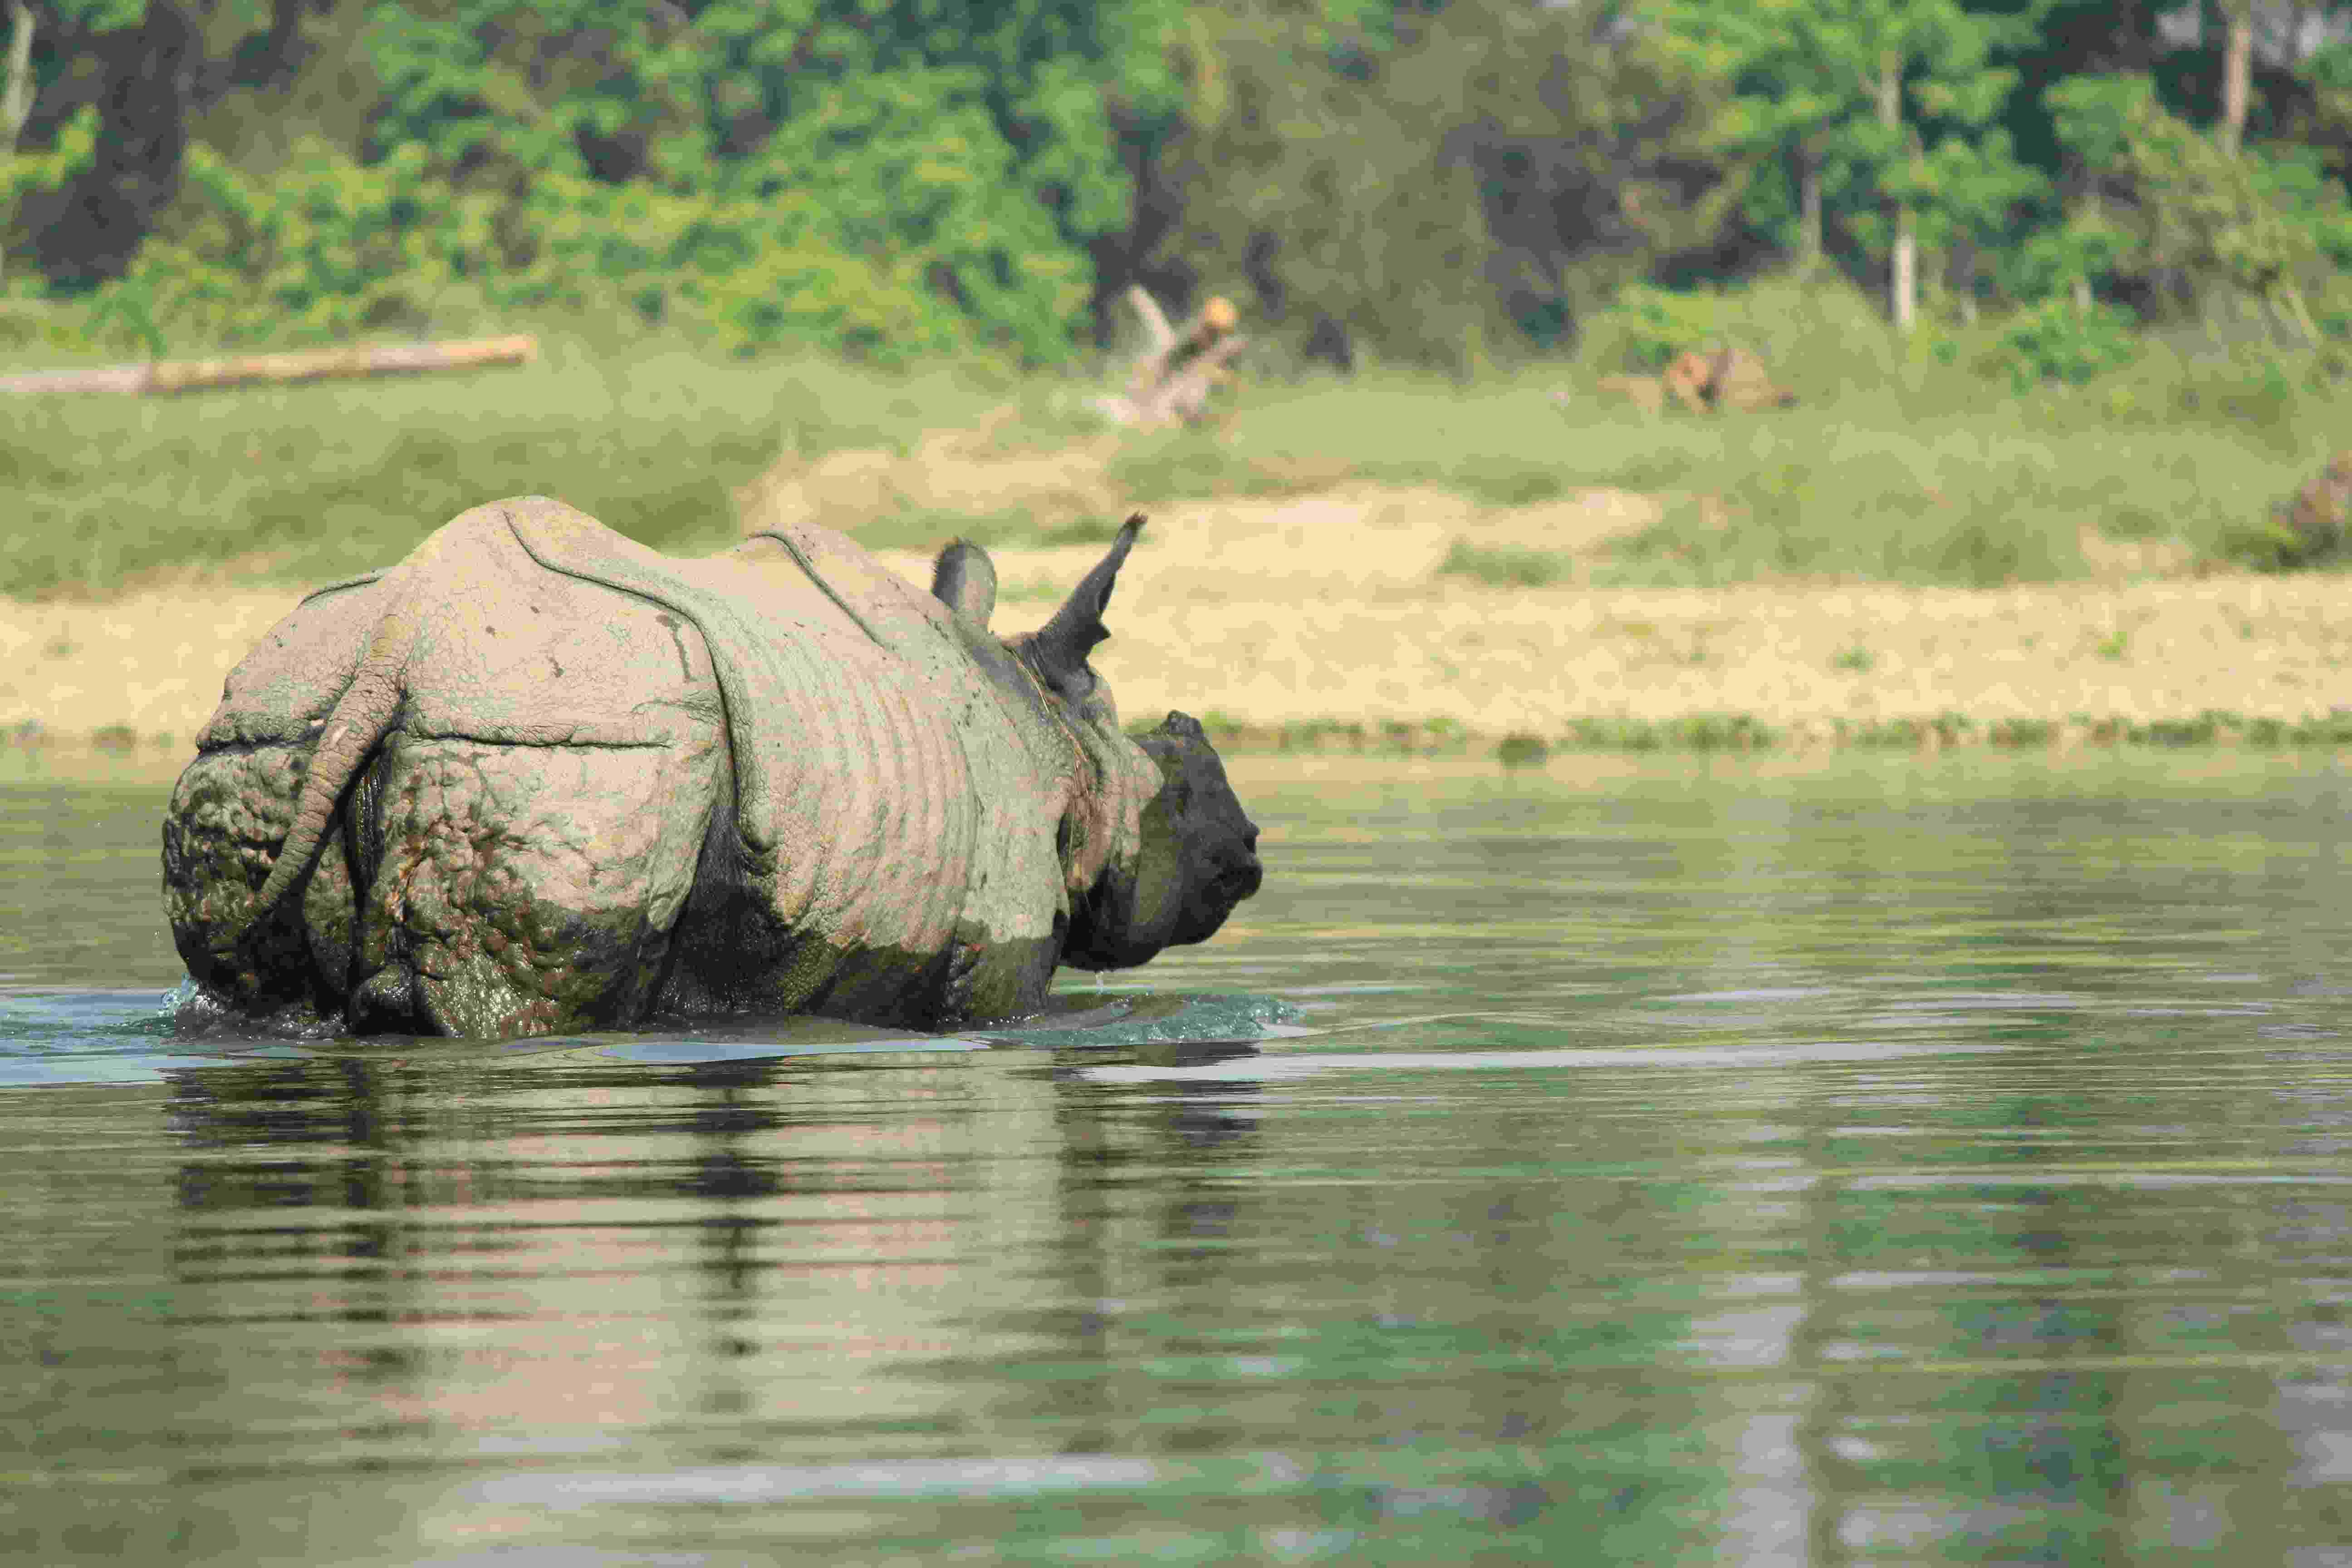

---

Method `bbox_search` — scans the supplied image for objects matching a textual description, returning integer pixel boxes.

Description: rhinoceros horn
[1029,514,1142,694]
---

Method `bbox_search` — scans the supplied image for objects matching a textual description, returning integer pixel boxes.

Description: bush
[1579,274,1912,406]
[2219,451,2352,572]
[1594,283,1727,368]
[1988,295,2141,390]
[75,139,980,365]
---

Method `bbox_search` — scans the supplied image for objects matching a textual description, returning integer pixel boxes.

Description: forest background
[8,0,2348,378]
[12,0,2352,754]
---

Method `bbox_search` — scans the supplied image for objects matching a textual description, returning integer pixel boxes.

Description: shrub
[1987,295,2141,390]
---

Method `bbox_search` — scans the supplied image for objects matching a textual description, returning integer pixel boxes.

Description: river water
[6,747,2352,1565]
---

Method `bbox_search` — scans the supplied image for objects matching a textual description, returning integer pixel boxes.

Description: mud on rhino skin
[162,496,1263,1039]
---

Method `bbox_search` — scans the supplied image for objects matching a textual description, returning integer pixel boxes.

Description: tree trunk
[1892,213,1916,333]
[2220,3,2254,156]
[1798,142,1823,272]
[0,0,32,291]
[0,0,29,155]
[1879,50,1916,333]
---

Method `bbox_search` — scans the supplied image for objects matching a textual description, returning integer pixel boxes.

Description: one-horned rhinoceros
[161,495,1262,1038]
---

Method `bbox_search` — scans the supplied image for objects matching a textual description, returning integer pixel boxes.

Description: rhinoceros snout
[1166,842,1259,950]
[1222,847,1264,906]
[1148,712,1261,944]
[1227,820,1263,899]
[1061,712,1263,970]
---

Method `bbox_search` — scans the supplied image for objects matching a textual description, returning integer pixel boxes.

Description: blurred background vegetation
[8,0,2352,597]
[15,0,2352,373]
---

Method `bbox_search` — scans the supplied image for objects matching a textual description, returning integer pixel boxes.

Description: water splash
[1,981,1305,1084]
[980,991,1308,1050]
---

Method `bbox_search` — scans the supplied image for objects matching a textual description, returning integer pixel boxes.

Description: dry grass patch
[18,446,2352,755]
[734,416,1122,549]
[0,583,300,748]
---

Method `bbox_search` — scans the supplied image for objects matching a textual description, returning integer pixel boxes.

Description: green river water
[5,747,2352,1565]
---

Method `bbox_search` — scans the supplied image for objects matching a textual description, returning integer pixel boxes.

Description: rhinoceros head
[931,516,1262,973]
[1063,708,1264,969]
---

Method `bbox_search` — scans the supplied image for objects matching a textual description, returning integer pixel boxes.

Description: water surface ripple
[6,751,2352,1565]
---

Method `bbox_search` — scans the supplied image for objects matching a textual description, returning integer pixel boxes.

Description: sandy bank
[5,485,2349,755]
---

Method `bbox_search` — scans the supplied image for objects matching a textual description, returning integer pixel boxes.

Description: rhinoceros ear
[931,537,998,627]
[1033,514,1143,687]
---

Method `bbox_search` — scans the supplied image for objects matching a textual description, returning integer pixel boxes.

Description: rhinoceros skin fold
[161,495,1262,1038]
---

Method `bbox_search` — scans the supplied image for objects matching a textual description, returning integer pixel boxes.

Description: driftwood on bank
[1584,342,1798,417]
[1098,287,1246,429]
[0,334,539,397]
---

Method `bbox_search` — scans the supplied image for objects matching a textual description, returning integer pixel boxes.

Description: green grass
[1104,286,2352,590]
[0,335,1022,598]
[1437,539,1574,588]
[12,273,2352,601]
[1495,732,1551,768]
[1186,706,2352,757]
[1517,713,1790,752]
[1831,642,1875,673]
[847,505,1055,554]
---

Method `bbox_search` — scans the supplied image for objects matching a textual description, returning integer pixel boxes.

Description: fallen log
[0,333,539,397]
[1587,343,1795,416]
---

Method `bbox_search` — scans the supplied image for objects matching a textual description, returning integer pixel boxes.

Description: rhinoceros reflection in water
[161,496,1263,1039]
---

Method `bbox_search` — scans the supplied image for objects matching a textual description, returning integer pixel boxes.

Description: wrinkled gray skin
[162,496,1261,1038]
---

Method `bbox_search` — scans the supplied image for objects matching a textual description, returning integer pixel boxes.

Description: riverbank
[6,481,2352,760]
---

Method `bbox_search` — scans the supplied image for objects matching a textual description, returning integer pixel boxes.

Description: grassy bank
[16,498,2352,758]
[0,337,1037,599]
[23,714,2352,762]
[1195,709,2352,762]
[1111,364,2312,588]
[7,281,2352,600]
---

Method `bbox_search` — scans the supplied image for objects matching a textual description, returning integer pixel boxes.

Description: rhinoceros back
[165,503,740,1031]
[165,497,1049,1036]
[664,522,1076,1022]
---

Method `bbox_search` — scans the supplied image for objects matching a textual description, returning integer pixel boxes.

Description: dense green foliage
[1659,0,2038,280]
[9,0,2352,372]
[5,0,1188,360]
